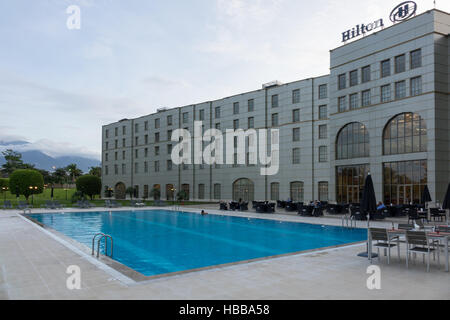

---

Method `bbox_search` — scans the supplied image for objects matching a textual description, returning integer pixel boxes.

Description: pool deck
[0,206,448,300]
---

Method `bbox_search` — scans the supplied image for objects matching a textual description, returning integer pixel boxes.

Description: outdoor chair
[109,200,122,208]
[2,200,12,209]
[369,228,400,264]
[53,200,63,209]
[371,209,386,220]
[285,202,298,212]
[41,200,55,209]
[407,209,424,224]
[104,199,111,207]
[435,225,450,233]
[430,208,446,222]
[17,201,30,210]
[239,202,248,211]
[299,205,314,216]
[219,202,228,210]
[130,199,145,207]
[229,202,239,211]
[405,230,440,272]
[350,206,366,220]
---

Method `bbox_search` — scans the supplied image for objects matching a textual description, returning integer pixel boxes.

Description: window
[143,185,149,199]
[319,146,328,162]
[293,128,300,141]
[105,153,109,162]
[215,106,221,118]
[215,123,220,130]
[214,184,221,200]
[114,140,118,148]
[381,59,391,77]
[154,132,160,142]
[144,161,148,173]
[361,65,370,83]
[144,148,148,157]
[233,102,239,115]
[383,112,427,155]
[318,182,329,201]
[292,148,300,164]
[361,90,371,107]
[319,105,327,120]
[122,138,126,147]
[319,84,327,99]
[290,182,304,202]
[105,142,109,150]
[167,115,173,126]
[121,164,126,175]
[144,121,148,130]
[410,76,422,96]
[395,81,406,99]
[248,117,254,129]
[338,74,346,90]
[248,99,254,112]
[182,112,189,123]
[395,54,405,73]
[114,127,118,136]
[349,70,358,86]
[271,94,278,108]
[135,123,139,133]
[154,118,160,129]
[336,122,369,160]
[134,162,139,174]
[292,109,300,122]
[144,135,148,144]
[292,89,300,104]
[349,93,358,110]
[114,164,118,175]
[270,182,280,201]
[135,136,138,146]
[114,152,117,161]
[104,165,108,175]
[122,150,126,160]
[167,160,172,171]
[167,144,172,154]
[154,161,160,172]
[135,149,138,159]
[318,124,327,139]
[105,129,109,138]
[271,113,278,127]
[410,49,421,69]
[154,146,159,156]
[122,126,126,135]
[199,109,205,121]
[197,184,205,199]
[338,96,347,112]
[381,84,391,102]
[167,130,172,140]
[336,164,370,204]
[233,119,239,129]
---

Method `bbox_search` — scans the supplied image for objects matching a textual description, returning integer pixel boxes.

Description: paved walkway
[0,207,448,300]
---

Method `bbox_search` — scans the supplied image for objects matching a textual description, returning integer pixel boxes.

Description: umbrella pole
[357,211,378,259]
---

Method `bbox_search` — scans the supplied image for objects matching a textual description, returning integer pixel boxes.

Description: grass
[0,188,215,209]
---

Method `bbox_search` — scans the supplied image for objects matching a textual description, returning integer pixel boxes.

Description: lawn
[0,188,215,208]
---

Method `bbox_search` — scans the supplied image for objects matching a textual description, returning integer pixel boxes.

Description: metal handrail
[92,233,113,258]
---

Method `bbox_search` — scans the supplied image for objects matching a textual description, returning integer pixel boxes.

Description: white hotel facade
[101,9,450,205]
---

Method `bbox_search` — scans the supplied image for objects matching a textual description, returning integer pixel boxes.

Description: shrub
[126,187,135,199]
[177,190,188,201]
[71,191,86,203]
[150,187,161,200]
[9,169,44,200]
[75,175,102,200]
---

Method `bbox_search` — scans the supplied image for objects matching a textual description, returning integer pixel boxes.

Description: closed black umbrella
[51,187,54,200]
[421,185,432,204]
[442,183,450,210]
[358,173,378,258]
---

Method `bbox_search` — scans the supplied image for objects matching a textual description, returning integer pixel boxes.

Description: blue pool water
[28,210,366,277]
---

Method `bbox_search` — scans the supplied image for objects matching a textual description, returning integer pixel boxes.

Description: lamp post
[29,186,38,206]
[64,188,68,200]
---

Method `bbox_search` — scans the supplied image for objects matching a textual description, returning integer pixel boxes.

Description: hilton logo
[342,19,384,43]
[390,1,417,23]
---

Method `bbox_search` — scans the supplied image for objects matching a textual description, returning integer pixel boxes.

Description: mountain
[0,150,100,173]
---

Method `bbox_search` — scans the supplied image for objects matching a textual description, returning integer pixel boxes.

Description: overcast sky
[0,0,447,160]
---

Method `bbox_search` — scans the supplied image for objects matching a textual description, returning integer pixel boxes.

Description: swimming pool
[27,210,366,277]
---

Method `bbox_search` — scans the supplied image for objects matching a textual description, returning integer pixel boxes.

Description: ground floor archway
[114,182,126,200]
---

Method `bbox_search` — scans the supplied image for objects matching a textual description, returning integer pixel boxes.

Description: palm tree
[66,164,83,183]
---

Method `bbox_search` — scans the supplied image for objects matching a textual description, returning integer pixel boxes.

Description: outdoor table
[377,229,450,272]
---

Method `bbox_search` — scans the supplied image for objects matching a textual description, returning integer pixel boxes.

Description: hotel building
[101,9,450,205]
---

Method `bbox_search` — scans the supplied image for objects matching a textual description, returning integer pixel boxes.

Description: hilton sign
[341,1,417,42]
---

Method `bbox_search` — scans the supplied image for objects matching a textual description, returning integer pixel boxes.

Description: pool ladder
[92,233,113,258]
[342,214,356,229]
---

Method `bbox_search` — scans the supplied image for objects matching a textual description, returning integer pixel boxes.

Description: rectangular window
[319,124,327,139]
[105,129,109,138]
[349,93,358,110]
[122,126,126,135]
[410,49,421,69]
[271,94,278,108]
[114,127,118,136]
[349,70,358,86]
[395,81,406,99]
[114,152,117,161]
[361,65,370,83]
[248,99,254,112]
[319,84,327,99]
[410,76,422,96]
[155,132,160,142]
[233,102,239,115]
[233,119,239,130]
[319,105,327,120]
[135,137,138,146]
[292,109,300,122]
[248,117,254,129]
[215,106,221,118]
[144,121,148,131]
[338,74,346,90]
[121,164,126,175]
[114,140,118,149]
[135,123,139,133]
[144,148,148,158]
[215,123,220,130]
[135,149,138,159]
[338,96,347,112]
[319,146,328,162]
[167,130,172,140]
[271,113,278,127]
[381,84,391,102]
[167,160,172,171]
[214,184,221,200]
[105,142,109,150]
[122,150,126,160]
[293,127,300,141]
[104,165,108,175]
[154,118,160,129]
[154,161,160,172]
[105,153,109,162]
[122,138,126,147]
[144,135,148,144]
[361,90,371,107]
[134,162,139,174]
[144,161,148,173]
[292,89,300,104]
[182,112,189,123]
[154,146,159,156]
[198,184,205,199]
[318,182,328,201]
[381,59,391,78]
[114,164,118,175]
[292,148,300,164]
[167,144,172,154]
[395,54,405,73]
[167,115,173,126]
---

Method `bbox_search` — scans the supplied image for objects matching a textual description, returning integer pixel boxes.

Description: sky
[0,0,447,160]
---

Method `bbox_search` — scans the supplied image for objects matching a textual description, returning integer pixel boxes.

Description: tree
[88,166,101,178]
[177,190,188,201]
[0,178,9,195]
[52,168,68,184]
[66,163,83,183]
[75,175,102,200]
[150,187,161,200]
[9,169,44,201]
[37,169,54,185]
[126,186,135,199]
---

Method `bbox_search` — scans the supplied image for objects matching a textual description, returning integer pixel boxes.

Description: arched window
[290,181,304,202]
[232,178,254,201]
[383,112,427,155]
[270,182,280,201]
[336,122,369,160]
